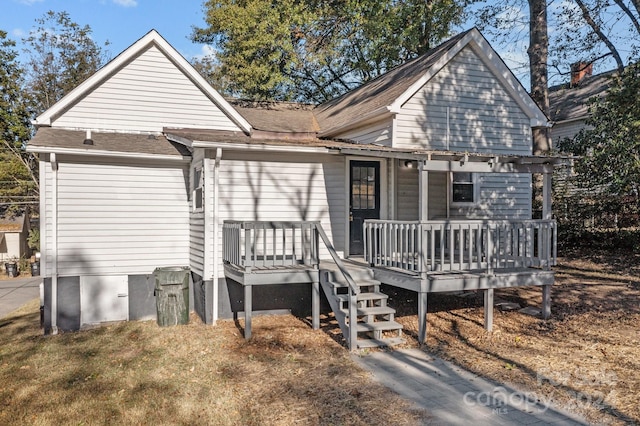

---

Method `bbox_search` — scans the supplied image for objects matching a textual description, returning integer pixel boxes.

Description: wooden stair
[320,265,404,349]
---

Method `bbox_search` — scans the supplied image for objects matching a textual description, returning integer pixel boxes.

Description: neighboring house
[0,212,30,264]
[549,63,616,145]
[28,28,564,349]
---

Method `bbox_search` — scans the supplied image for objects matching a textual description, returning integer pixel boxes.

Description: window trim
[450,172,478,206]
[192,164,204,212]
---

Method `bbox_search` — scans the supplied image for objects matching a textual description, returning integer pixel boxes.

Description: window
[193,166,203,210]
[452,172,475,204]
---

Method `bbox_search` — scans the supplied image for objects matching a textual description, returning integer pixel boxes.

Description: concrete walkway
[0,276,41,319]
[353,348,588,425]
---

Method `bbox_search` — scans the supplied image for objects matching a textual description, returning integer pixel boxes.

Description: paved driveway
[0,277,41,319]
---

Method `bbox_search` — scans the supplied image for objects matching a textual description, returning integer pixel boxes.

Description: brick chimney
[570,62,593,86]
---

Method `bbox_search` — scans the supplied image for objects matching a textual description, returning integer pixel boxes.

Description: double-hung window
[451,172,476,204]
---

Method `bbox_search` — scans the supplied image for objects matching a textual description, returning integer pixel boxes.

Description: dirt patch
[383,250,640,425]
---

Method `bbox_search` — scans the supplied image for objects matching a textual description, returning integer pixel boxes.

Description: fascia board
[191,140,336,154]
[26,145,190,162]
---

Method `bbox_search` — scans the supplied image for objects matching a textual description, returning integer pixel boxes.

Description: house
[0,211,30,265]
[28,28,564,349]
[549,64,616,145]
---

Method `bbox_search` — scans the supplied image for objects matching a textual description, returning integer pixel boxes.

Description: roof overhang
[27,145,191,162]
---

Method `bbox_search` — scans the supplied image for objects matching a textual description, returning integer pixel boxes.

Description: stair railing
[315,223,360,350]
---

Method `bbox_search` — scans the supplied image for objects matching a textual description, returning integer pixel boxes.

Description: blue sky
[1,0,210,61]
[1,0,539,86]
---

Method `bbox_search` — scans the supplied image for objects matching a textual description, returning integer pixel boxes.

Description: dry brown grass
[0,301,428,425]
[2,250,637,425]
[388,250,640,425]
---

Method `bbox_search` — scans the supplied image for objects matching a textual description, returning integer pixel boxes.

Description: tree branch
[574,0,625,71]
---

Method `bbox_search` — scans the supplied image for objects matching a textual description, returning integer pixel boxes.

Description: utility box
[154,266,190,326]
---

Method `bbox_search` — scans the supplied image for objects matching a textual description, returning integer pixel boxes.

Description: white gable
[390,28,547,129]
[51,45,240,132]
[36,30,251,134]
[395,46,532,155]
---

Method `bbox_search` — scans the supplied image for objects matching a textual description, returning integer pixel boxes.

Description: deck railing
[223,220,361,350]
[364,219,557,274]
[222,221,320,271]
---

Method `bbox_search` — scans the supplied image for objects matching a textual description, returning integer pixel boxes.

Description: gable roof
[33,30,252,134]
[315,28,549,136]
[549,70,616,123]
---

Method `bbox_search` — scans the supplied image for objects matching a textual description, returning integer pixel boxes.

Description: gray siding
[551,120,587,147]
[396,165,447,220]
[395,46,531,155]
[47,156,189,276]
[335,119,393,146]
[53,45,241,133]
[451,173,531,219]
[214,151,346,279]
[395,166,529,220]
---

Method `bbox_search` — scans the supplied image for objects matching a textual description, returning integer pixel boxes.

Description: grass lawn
[0,303,427,425]
[1,249,638,425]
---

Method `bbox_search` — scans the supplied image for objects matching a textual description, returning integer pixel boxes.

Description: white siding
[335,119,393,146]
[47,157,189,276]
[53,45,241,133]
[42,162,54,277]
[395,46,531,155]
[213,151,346,279]
[189,149,206,276]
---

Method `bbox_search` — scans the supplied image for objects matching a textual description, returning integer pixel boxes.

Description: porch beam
[420,160,554,174]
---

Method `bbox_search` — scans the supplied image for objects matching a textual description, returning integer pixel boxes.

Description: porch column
[418,161,429,221]
[542,170,552,220]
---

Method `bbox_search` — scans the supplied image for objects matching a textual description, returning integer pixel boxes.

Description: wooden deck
[222,220,556,348]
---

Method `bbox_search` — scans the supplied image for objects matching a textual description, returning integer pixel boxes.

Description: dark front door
[349,161,380,255]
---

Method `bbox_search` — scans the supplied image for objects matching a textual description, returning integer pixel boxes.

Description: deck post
[244,284,252,340]
[542,284,551,319]
[418,290,428,345]
[484,288,494,331]
[312,281,320,330]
